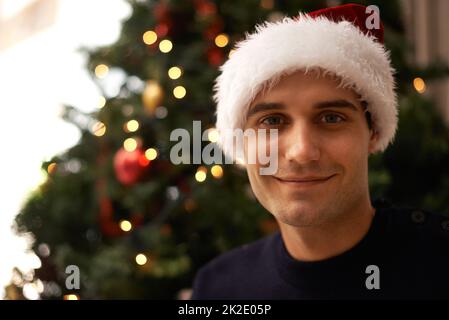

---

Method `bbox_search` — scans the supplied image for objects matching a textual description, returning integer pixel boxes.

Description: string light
[92,121,106,137]
[211,165,223,179]
[47,162,57,174]
[98,96,106,108]
[207,128,219,143]
[215,34,229,47]
[63,294,79,300]
[168,66,182,79]
[135,253,148,265]
[124,138,137,152]
[143,30,158,45]
[159,39,173,53]
[119,220,132,232]
[94,64,109,78]
[195,166,207,182]
[126,120,139,132]
[413,77,426,94]
[173,86,186,99]
[145,148,158,160]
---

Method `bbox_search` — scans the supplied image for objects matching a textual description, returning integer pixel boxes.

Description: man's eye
[321,113,345,124]
[261,116,284,126]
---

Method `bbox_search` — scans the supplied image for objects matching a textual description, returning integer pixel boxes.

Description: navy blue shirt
[191,203,449,299]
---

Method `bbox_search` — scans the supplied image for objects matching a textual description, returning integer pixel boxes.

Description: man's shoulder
[191,232,279,299]
[379,201,449,250]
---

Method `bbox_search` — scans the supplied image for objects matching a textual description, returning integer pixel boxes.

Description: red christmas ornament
[113,147,150,186]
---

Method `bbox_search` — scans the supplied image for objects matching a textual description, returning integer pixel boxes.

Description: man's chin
[272,202,326,227]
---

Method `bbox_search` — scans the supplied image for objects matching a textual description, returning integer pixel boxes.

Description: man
[191,4,449,299]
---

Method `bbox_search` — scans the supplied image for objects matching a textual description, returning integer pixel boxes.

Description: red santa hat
[214,3,397,161]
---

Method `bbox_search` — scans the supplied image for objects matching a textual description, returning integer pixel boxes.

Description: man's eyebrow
[246,99,360,119]
[313,99,359,111]
[246,102,286,119]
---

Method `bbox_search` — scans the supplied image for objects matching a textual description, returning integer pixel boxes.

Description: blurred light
[168,66,182,79]
[207,128,219,143]
[211,165,223,178]
[143,30,158,45]
[215,34,229,47]
[92,121,106,137]
[135,253,148,265]
[166,186,180,200]
[159,39,173,53]
[260,0,274,9]
[124,138,137,152]
[63,294,79,300]
[195,171,206,182]
[94,64,109,78]
[126,120,139,132]
[38,243,51,257]
[173,86,186,99]
[184,198,197,212]
[145,148,158,160]
[23,283,39,300]
[98,96,106,108]
[119,220,132,232]
[197,166,207,173]
[413,77,426,93]
[195,166,207,182]
[47,162,57,174]
[228,49,236,58]
[155,106,168,119]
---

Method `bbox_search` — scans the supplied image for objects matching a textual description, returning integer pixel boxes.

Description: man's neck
[278,200,376,262]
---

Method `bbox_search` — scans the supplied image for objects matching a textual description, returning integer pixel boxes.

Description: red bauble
[113,147,149,186]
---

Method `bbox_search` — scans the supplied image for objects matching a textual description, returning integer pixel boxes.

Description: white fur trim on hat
[214,13,397,161]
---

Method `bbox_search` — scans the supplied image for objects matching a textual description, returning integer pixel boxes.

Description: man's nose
[284,124,321,164]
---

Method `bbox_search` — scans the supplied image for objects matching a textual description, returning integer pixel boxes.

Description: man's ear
[368,129,378,154]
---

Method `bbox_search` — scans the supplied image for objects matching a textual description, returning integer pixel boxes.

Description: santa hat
[214,3,397,161]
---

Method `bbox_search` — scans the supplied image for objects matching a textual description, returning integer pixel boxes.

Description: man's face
[243,71,377,227]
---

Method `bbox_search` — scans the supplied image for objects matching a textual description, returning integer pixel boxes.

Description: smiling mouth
[273,174,336,186]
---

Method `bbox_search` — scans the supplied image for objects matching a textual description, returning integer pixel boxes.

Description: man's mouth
[273,174,336,186]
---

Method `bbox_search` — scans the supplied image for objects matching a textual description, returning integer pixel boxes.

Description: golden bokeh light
[123,138,137,152]
[47,162,57,174]
[168,66,182,79]
[173,86,186,99]
[135,253,148,265]
[126,120,139,132]
[143,30,158,45]
[98,96,106,108]
[211,165,223,179]
[413,77,426,94]
[145,148,158,160]
[119,220,132,232]
[215,34,229,47]
[159,39,173,53]
[92,121,106,137]
[94,64,109,78]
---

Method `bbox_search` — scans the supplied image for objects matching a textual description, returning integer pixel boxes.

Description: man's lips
[273,174,336,184]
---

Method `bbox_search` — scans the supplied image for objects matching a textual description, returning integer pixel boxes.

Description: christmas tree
[7,0,449,299]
